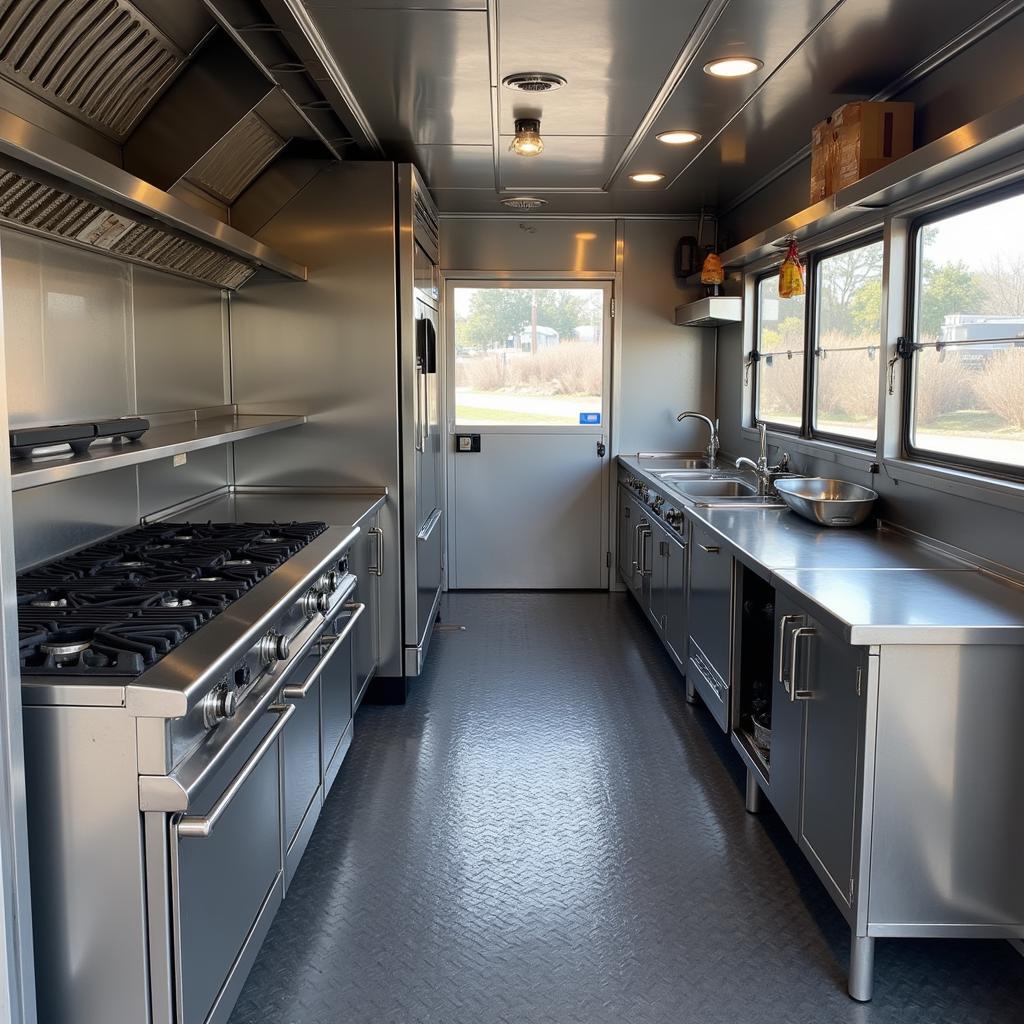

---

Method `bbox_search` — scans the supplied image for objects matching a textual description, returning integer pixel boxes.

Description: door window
[453,286,605,426]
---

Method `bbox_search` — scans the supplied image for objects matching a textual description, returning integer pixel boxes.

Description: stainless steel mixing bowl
[773,477,878,527]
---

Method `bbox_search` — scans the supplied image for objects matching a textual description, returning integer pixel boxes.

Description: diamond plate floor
[228,592,1024,1024]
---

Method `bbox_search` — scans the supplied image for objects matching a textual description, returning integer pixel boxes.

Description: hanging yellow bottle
[778,238,805,298]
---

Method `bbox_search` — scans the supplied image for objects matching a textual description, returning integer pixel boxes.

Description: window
[452,285,606,426]
[907,189,1024,475]
[754,273,805,431]
[813,239,884,443]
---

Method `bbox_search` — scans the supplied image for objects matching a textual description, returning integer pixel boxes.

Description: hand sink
[677,479,757,498]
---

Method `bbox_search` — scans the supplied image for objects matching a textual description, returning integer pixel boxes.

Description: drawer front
[282,652,322,852]
[688,642,729,732]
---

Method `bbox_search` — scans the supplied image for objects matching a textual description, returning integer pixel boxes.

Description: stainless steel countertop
[619,455,1024,646]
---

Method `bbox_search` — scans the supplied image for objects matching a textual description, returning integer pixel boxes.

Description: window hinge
[856,665,863,697]
[744,349,761,387]
[610,297,616,318]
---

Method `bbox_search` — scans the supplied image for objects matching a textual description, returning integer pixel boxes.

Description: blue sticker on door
[579,412,601,425]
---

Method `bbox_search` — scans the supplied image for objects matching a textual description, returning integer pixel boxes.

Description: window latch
[744,349,761,387]
[887,336,919,396]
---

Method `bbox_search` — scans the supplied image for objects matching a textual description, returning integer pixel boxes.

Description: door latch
[596,440,606,457]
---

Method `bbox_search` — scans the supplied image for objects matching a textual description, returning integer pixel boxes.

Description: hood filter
[0,168,254,288]
[0,0,184,141]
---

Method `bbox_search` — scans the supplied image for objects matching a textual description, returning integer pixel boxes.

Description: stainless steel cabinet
[646,519,670,632]
[348,513,382,712]
[617,487,637,591]
[280,650,323,886]
[320,618,355,795]
[773,597,866,908]
[663,523,688,667]
[687,522,733,730]
[798,617,865,909]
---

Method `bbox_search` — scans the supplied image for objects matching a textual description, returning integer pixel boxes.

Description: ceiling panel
[418,145,494,189]
[496,0,707,137]
[307,7,491,146]
[652,0,1014,210]
[499,135,623,191]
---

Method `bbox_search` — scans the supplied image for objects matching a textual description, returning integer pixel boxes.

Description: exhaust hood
[0,1,352,287]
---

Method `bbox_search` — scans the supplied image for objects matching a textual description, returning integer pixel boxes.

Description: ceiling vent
[0,0,185,141]
[0,167,254,288]
[184,111,285,205]
[500,196,548,211]
[501,72,566,93]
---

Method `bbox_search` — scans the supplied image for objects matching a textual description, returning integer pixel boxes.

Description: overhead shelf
[11,412,306,492]
[717,94,1024,269]
[675,296,742,327]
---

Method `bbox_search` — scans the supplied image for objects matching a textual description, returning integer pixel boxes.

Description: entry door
[446,280,612,589]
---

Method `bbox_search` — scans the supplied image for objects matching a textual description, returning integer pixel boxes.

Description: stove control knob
[260,631,290,664]
[204,685,238,727]
[325,569,342,593]
[652,495,665,513]
[315,591,331,614]
[665,509,683,527]
[303,589,332,616]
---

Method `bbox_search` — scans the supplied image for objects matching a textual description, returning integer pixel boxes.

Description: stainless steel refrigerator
[230,161,444,692]
[397,165,444,678]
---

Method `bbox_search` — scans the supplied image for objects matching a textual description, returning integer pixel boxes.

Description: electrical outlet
[173,453,187,468]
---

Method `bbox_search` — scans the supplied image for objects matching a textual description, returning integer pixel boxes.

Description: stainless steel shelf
[674,296,742,327]
[718,94,1024,269]
[10,413,306,492]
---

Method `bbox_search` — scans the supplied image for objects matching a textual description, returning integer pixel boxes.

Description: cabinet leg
[744,768,762,814]
[848,935,875,1002]
[685,679,697,704]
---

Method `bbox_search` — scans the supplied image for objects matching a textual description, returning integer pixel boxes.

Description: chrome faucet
[676,411,720,468]
[736,423,790,495]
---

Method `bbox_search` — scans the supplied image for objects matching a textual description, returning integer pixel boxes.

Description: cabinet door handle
[789,626,817,701]
[631,520,642,569]
[369,526,384,576]
[777,613,803,686]
[698,543,720,554]
[638,523,652,577]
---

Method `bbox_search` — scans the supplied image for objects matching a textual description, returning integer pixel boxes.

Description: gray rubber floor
[229,592,1024,1024]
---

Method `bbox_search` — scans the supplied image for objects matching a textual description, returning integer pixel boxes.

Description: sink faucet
[736,423,790,495]
[676,411,720,468]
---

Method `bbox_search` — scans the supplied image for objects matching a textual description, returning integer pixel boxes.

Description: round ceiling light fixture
[500,196,548,211]
[703,56,763,78]
[656,129,703,145]
[629,172,665,184]
[502,72,567,92]
[510,118,544,157]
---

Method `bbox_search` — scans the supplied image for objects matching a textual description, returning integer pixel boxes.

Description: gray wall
[2,232,230,567]
[440,216,716,455]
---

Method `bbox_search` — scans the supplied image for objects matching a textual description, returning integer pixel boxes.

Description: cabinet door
[687,523,731,684]
[321,622,354,795]
[351,513,382,712]
[646,520,670,634]
[617,487,637,589]
[663,527,687,666]
[798,618,866,909]
[769,595,808,839]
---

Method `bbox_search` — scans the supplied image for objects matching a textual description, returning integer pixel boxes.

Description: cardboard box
[810,101,914,202]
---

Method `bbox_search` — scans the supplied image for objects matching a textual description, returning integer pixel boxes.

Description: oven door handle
[176,702,295,839]
[282,603,365,700]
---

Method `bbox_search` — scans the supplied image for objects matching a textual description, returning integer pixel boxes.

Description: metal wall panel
[11,468,138,569]
[2,230,131,427]
[132,267,228,413]
[137,447,230,519]
[441,217,617,272]
[618,218,716,454]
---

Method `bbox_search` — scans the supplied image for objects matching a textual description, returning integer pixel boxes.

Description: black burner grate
[17,521,328,678]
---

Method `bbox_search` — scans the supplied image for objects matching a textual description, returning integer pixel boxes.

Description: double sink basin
[649,463,787,509]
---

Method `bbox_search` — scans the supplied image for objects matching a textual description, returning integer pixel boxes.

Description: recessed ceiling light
[703,56,763,78]
[656,129,702,145]
[630,172,665,184]
[500,196,548,211]
[502,72,567,93]
[510,117,544,157]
